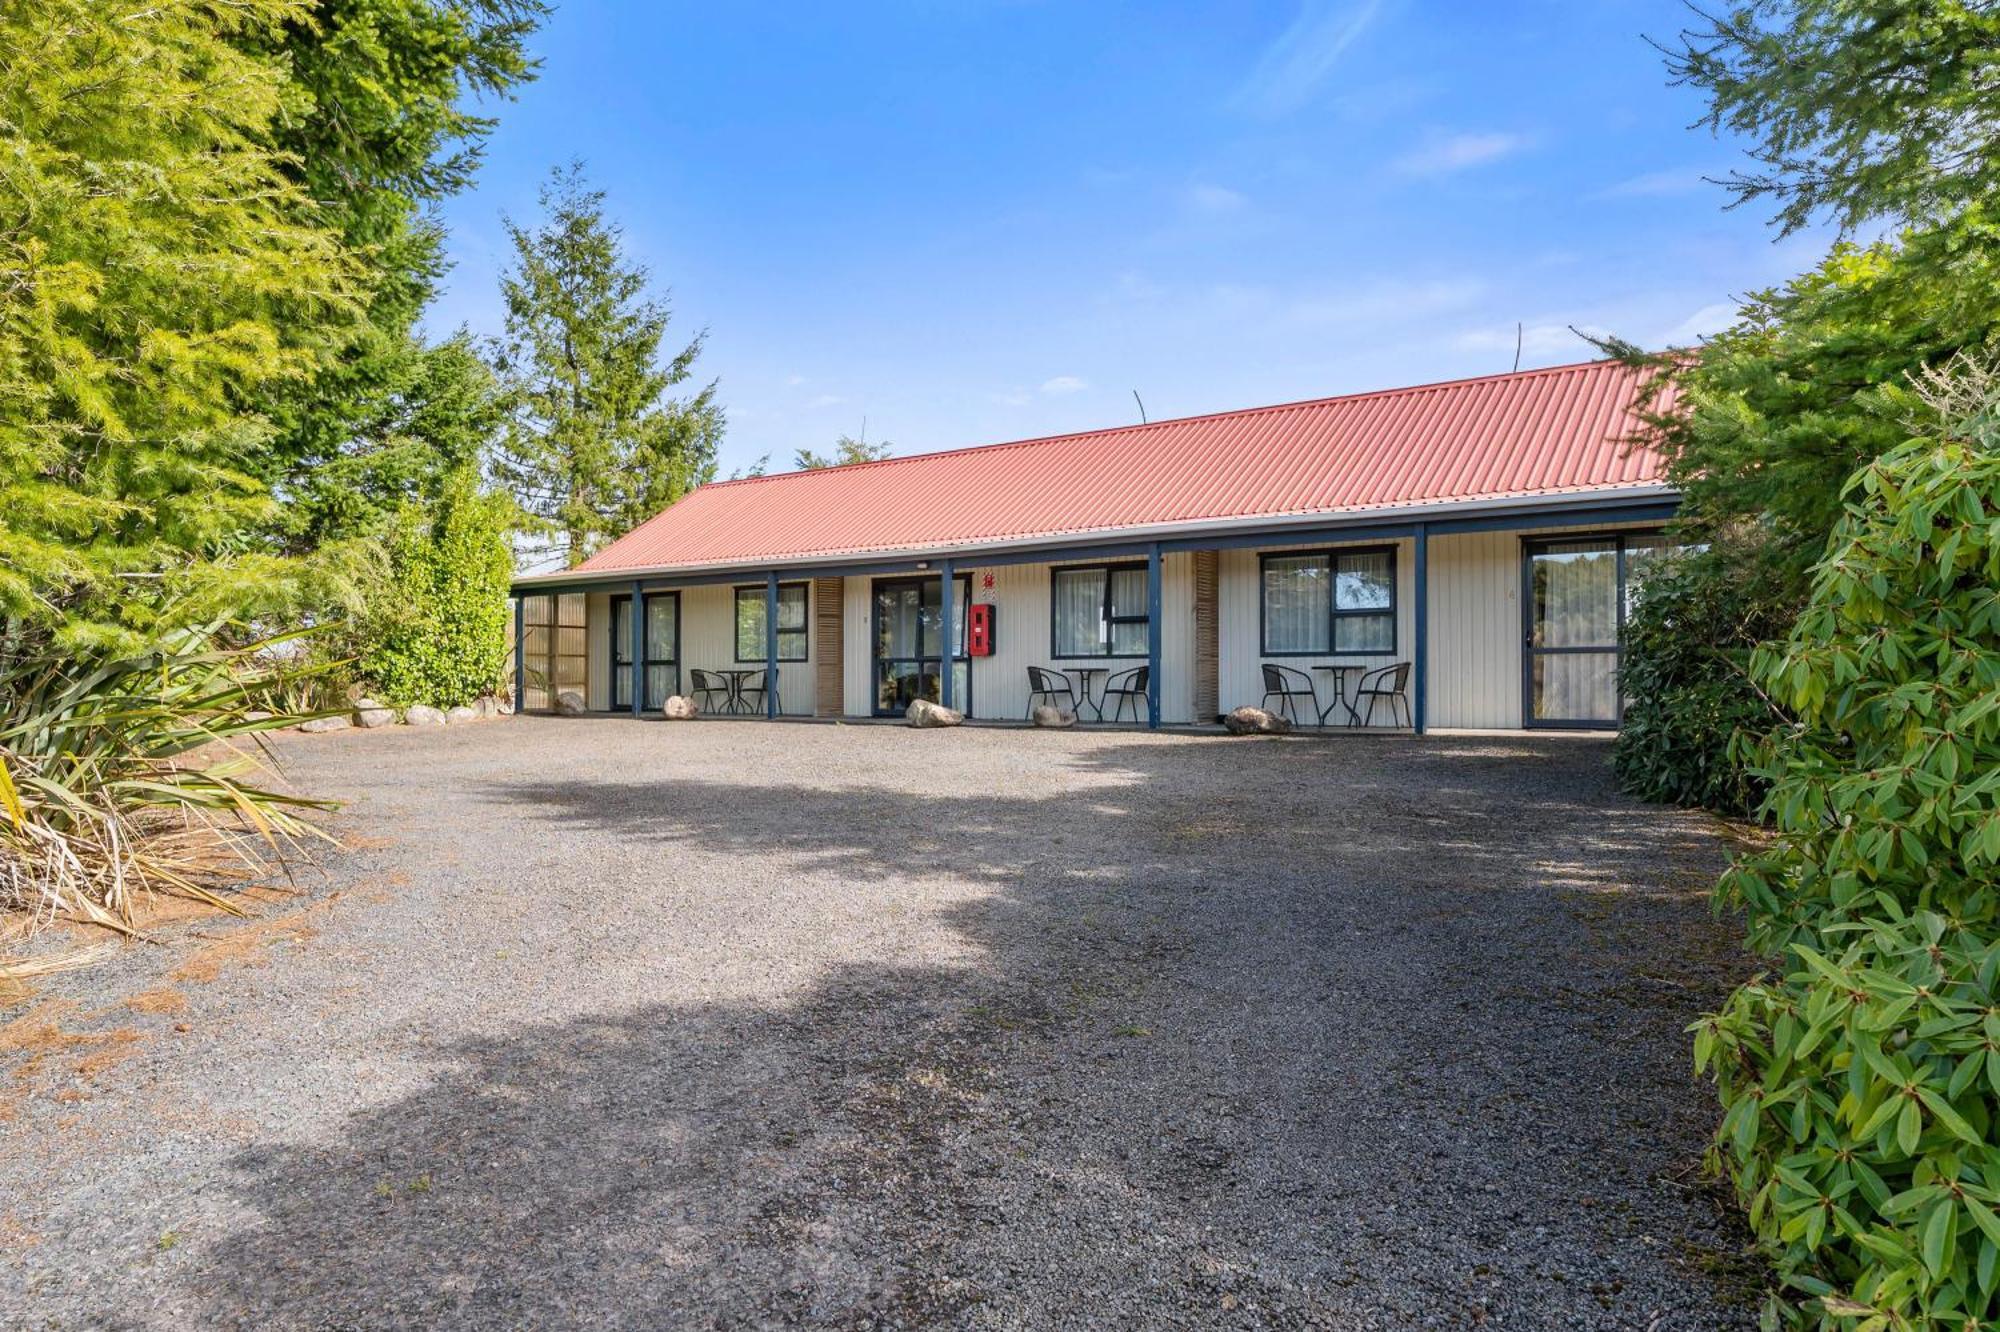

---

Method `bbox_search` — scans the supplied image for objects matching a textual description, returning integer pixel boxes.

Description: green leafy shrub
[1615,535,1796,816]
[1695,366,2000,1329]
[360,470,514,709]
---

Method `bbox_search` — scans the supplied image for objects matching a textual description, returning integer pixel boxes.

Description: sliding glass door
[872,576,969,716]
[610,592,679,711]
[1523,533,1673,728]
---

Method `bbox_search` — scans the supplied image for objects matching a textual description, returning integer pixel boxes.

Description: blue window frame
[1049,562,1149,658]
[1259,546,1397,656]
[735,582,808,662]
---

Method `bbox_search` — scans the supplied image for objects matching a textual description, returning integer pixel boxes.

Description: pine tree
[489,164,723,566]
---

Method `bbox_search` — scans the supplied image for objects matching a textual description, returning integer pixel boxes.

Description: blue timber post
[630,579,645,716]
[938,559,956,712]
[1412,523,1428,736]
[765,571,780,720]
[1146,542,1162,729]
[512,596,525,713]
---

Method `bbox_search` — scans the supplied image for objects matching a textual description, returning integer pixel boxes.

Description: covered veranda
[507,490,1678,735]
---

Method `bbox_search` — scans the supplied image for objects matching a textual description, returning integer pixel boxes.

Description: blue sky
[427,0,1832,478]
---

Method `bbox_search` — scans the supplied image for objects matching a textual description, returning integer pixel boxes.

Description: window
[1260,546,1396,656]
[735,583,808,661]
[1050,563,1149,657]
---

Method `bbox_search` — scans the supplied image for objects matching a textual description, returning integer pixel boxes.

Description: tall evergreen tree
[247,0,546,552]
[489,165,723,566]
[0,0,363,650]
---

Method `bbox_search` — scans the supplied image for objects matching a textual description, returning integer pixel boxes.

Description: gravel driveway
[2,719,1758,1330]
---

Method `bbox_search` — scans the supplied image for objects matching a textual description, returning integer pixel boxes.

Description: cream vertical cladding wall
[843,576,873,718]
[676,581,817,715]
[836,558,1195,722]
[1217,539,1416,724]
[1425,530,1521,730]
[968,556,1194,723]
[1425,519,1671,730]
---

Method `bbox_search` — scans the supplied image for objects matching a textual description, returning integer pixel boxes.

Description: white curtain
[1262,556,1330,653]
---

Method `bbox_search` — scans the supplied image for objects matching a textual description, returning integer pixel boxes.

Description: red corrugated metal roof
[570,358,1672,575]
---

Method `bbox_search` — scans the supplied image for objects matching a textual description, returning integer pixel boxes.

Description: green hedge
[1614,539,1795,816]
[1697,373,2000,1330]
[361,471,514,709]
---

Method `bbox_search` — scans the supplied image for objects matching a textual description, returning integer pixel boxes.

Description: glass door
[1522,533,1674,728]
[872,576,969,716]
[610,592,679,711]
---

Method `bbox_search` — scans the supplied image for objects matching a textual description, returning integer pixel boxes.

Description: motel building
[506,358,1681,735]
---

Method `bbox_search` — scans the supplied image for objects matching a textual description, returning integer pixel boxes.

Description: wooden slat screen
[814,577,844,716]
[1193,550,1219,722]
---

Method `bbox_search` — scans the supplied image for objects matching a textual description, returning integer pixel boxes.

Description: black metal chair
[689,669,731,714]
[1102,665,1148,722]
[1025,665,1079,718]
[1260,663,1319,725]
[736,670,768,716]
[1352,661,1412,729]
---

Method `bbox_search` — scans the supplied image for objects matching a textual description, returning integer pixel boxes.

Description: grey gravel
[0,720,1761,1330]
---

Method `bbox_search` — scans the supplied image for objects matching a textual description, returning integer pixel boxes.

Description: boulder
[906,698,964,728]
[298,715,351,734]
[1223,705,1292,736]
[353,699,396,729]
[404,704,446,727]
[445,705,479,724]
[1030,704,1076,728]
[554,690,587,717]
[662,695,698,720]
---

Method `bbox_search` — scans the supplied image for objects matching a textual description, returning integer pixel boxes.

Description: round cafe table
[1065,666,1110,721]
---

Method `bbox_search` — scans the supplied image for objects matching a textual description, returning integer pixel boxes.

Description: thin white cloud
[1659,302,1738,346]
[784,373,806,387]
[1289,278,1485,325]
[1040,376,1088,395]
[990,389,1032,407]
[805,393,845,409]
[1594,167,1713,200]
[1182,182,1248,215]
[1231,0,1387,117]
[1394,131,1531,177]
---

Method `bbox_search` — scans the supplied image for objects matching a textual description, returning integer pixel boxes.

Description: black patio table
[715,668,764,715]
[1064,666,1110,721]
[1312,664,1365,727]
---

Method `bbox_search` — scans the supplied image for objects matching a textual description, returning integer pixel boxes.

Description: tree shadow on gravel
[157,735,1759,1331]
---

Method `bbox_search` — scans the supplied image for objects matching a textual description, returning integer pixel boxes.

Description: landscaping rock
[555,690,587,717]
[662,695,698,720]
[297,716,350,734]
[353,699,397,729]
[244,709,273,723]
[1223,705,1291,736]
[906,698,963,728]
[445,706,479,724]
[1030,704,1076,728]
[404,705,446,727]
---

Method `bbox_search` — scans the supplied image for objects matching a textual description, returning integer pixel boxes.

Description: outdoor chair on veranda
[1352,661,1412,729]
[1102,665,1148,723]
[1024,665,1079,718]
[1260,663,1319,726]
[690,669,732,714]
[736,670,768,716]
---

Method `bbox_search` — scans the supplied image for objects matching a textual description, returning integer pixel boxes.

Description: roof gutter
[509,483,1679,592]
